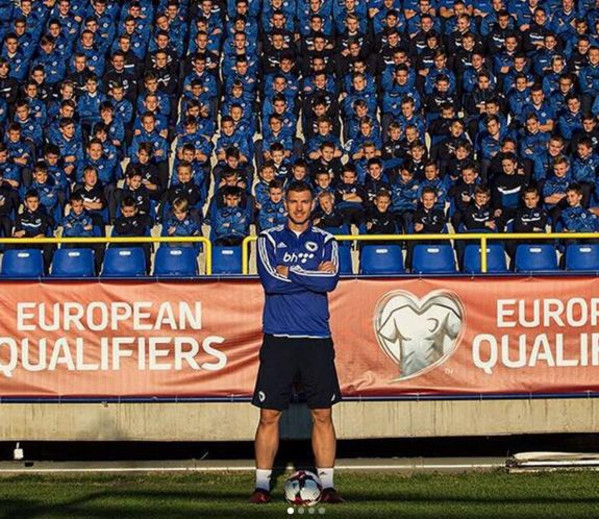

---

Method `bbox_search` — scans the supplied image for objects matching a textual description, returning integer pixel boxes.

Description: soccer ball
[284,470,323,507]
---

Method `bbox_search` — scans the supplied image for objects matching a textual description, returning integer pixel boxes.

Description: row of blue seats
[1,243,598,278]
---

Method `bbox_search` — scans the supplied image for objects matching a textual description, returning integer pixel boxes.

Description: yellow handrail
[241,232,599,275]
[0,236,213,275]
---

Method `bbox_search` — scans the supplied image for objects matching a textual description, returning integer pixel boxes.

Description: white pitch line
[0,463,504,474]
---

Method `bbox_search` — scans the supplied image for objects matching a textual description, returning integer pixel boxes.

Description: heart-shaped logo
[373,290,465,381]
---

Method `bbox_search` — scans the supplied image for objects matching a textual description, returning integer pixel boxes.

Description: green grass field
[0,470,597,519]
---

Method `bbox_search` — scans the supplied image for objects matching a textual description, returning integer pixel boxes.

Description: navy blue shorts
[252,334,342,411]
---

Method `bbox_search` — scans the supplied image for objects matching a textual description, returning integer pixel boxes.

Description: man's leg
[254,408,283,475]
[311,408,337,489]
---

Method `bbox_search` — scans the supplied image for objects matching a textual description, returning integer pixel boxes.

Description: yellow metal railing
[242,233,599,275]
[0,236,213,275]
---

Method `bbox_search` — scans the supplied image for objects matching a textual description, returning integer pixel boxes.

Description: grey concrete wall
[0,399,597,441]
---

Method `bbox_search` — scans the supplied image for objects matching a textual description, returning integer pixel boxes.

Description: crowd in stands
[0,0,599,274]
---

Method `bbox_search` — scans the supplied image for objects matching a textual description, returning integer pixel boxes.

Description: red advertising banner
[0,277,598,398]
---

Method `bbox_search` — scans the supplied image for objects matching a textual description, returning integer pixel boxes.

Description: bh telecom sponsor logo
[373,290,465,380]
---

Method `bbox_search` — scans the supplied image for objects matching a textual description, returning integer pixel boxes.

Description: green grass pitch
[0,470,597,519]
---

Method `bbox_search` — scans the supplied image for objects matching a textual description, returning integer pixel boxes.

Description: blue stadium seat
[338,244,353,275]
[1,249,44,278]
[154,247,198,277]
[51,248,95,277]
[463,244,508,274]
[514,244,559,272]
[412,244,457,274]
[102,248,147,277]
[565,244,599,272]
[359,245,404,274]
[212,246,242,274]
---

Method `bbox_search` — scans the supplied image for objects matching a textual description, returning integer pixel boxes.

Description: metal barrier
[0,236,213,275]
[241,232,599,275]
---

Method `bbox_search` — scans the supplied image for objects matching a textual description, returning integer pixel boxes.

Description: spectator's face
[25,196,40,212]
[272,149,285,163]
[534,10,546,24]
[178,168,192,183]
[505,38,517,52]
[261,167,275,182]
[62,124,75,138]
[566,190,582,206]
[578,40,589,53]
[400,170,413,183]
[342,171,356,184]
[315,174,330,188]
[45,153,58,165]
[84,170,97,186]
[502,159,516,174]
[122,205,137,217]
[225,194,241,207]
[320,195,333,212]
[457,17,469,31]
[142,117,155,132]
[174,208,188,221]
[71,199,84,215]
[474,192,489,206]
[421,18,433,31]
[450,122,463,137]
[425,166,438,180]
[87,80,98,93]
[523,192,539,209]
[463,170,477,183]
[559,78,572,93]
[222,120,235,135]
[269,188,284,203]
[531,89,543,104]
[401,102,413,117]
[421,192,437,209]
[590,49,599,64]
[456,147,469,160]
[368,163,381,177]
[112,87,124,100]
[321,146,334,161]
[112,55,125,70]
[33,169,48,184]
[81,32,94,47]
[16,105,28,120]
[375,195,390,212]
[89,143,103,160]
[525,118,539,133]
[568,97,581,112]
[548,139,563,156]
[317,121,331,135]
[363,146,376,159]
[5,39,17,53]
[583,118,596,131]
[577,143,591,157]
[554,163,568,177]
[411,147,424,160]
[128,175,142,189]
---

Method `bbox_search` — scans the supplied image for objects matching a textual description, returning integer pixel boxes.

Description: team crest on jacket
[373,290,464,381]
[305,241,318,252]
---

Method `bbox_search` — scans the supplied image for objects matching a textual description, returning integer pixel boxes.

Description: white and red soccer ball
[284,470,323,507]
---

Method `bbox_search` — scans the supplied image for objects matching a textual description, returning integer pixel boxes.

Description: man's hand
[317,261,336,273]
[276,265,289,277]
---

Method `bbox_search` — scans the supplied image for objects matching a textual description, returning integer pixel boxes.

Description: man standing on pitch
[250,181,344,504]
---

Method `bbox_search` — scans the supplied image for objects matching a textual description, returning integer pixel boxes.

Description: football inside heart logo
[373,290,465,381]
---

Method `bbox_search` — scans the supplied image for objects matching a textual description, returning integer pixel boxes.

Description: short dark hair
[285,181,313,198]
